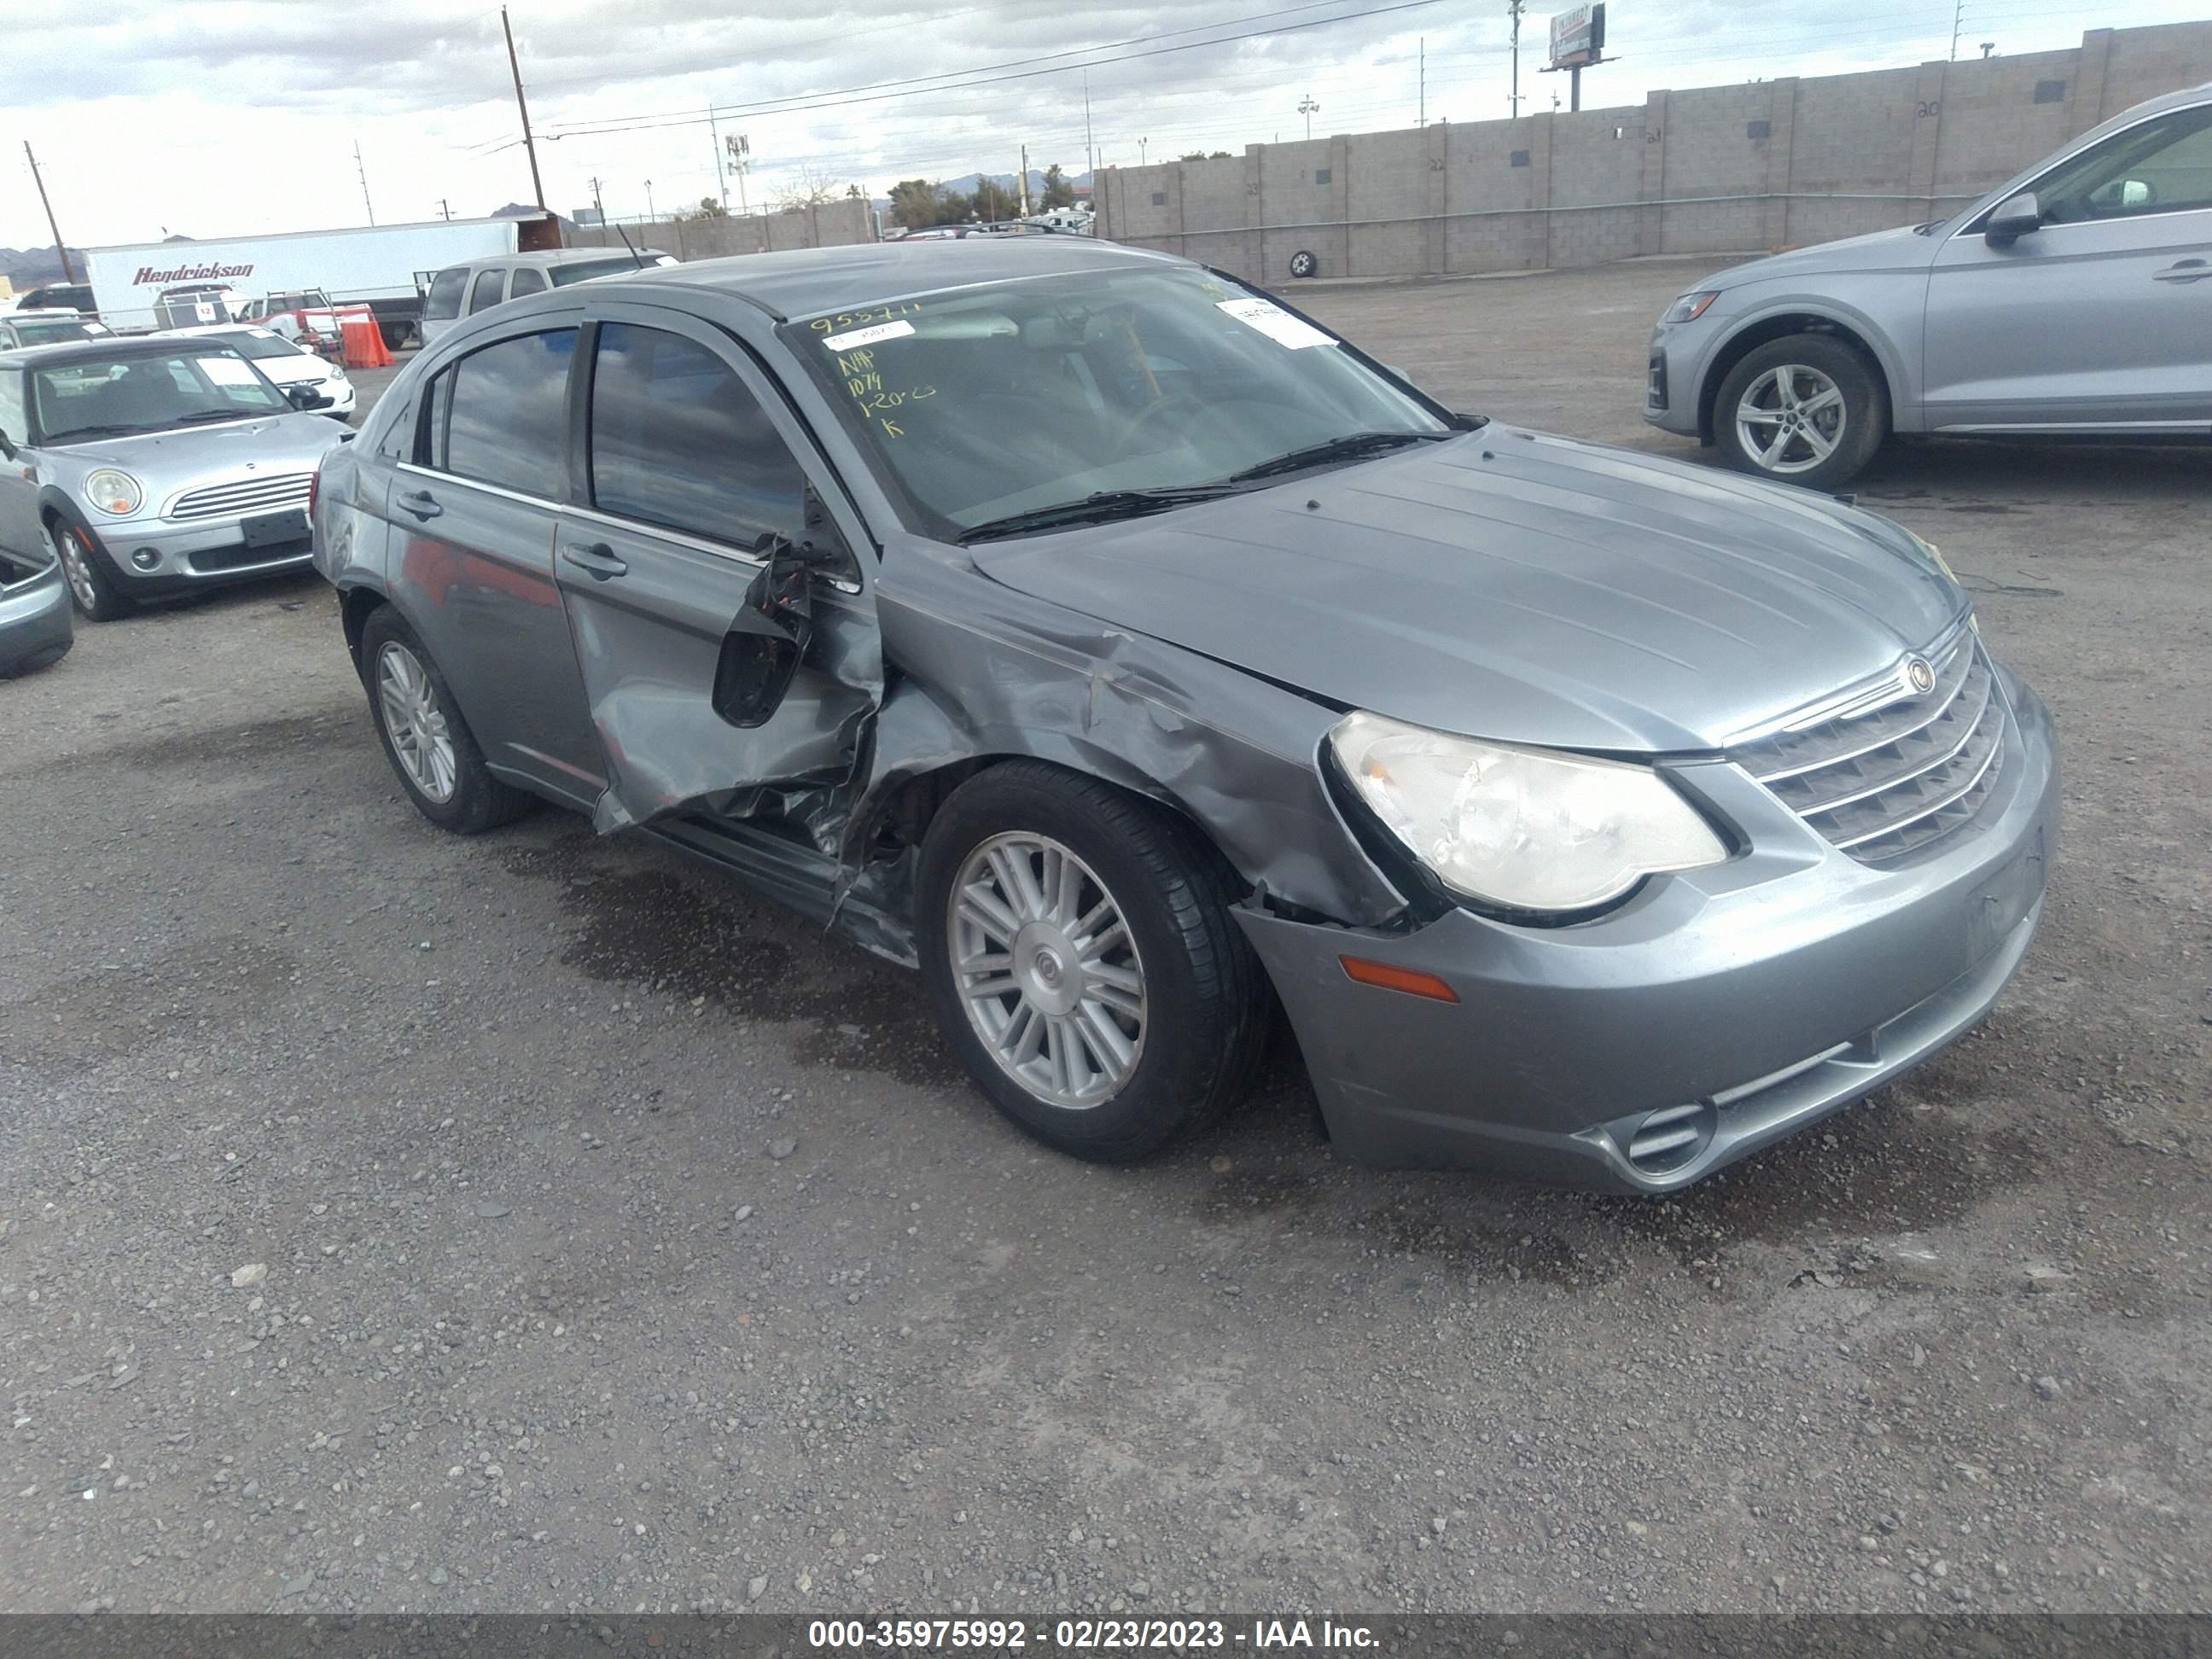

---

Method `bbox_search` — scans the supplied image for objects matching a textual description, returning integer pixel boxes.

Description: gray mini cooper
[0,336,348,620]
[313,238,2058,1192]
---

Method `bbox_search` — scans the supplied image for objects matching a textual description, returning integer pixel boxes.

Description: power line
[522,0,1452,145]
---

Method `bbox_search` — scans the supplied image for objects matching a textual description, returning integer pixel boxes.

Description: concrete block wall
[569,198,874,262]
[1096,19,2212,282]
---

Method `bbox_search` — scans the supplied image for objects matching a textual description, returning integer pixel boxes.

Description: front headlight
[1660,290,1720,325]
[83,469,143,516]
[1330,710,1728,914]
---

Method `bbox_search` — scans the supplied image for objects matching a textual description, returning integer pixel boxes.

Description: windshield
[779,266,1449,537]
[550,255,667,288]
[10,318,95,346]
[32,349,288,442]
[209,329,305,362]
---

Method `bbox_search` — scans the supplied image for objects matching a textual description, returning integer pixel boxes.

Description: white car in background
[160,324,356,419]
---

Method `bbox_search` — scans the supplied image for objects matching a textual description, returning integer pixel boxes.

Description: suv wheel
[916,763,1272,1162]
[48,517,131,622]
[359,606,533,834]
[1714,334,1887,492]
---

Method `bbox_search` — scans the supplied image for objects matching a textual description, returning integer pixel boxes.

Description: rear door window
[586,321,806,548]
[508,268,549,298]
[433,328,578,498]
[467,269,507,314]
[424,267,468,321]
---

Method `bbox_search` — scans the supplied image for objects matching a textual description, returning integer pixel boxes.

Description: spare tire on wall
[1288,249,1319,278]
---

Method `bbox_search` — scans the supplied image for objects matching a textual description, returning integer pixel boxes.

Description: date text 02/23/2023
[805,1618,1381,1650]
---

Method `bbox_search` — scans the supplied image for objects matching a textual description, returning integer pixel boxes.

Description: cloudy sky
[4,0,2203,251]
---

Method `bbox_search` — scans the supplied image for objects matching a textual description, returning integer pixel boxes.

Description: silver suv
[1646,81,2212,489]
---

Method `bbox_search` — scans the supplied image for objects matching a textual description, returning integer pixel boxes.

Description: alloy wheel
[949,832,1148,1109]
[376,641,458,803]
[49,522,98,613]
[1734,364,1848,475]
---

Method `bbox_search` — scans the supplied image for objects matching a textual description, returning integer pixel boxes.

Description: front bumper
[0,557,74,675]
[1643,320,1714,439]
[1237,677,2059,1193]
[80,513,312,596]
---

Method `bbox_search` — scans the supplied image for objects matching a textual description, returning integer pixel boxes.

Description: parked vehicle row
[310,235,2056,1193]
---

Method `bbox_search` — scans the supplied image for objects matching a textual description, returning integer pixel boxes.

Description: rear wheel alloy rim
[376,642,457,804]
[1735,364,1846,474]
[950,832,1147,1110]
[49,523,97,611]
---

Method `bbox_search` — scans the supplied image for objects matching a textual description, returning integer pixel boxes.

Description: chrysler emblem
[1905,656,1936,694]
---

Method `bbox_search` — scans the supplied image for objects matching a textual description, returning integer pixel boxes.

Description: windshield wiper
[46,424,152,441]
[958,486,1239,544]
[1227,429,1451,484]
[173,409,266,424]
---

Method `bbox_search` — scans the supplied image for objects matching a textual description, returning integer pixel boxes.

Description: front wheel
[916,763,1272,1162]
[1713,335,1888,492]
[48,517,132,622]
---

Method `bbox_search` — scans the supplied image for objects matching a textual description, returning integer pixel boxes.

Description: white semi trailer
[83,215,560,344]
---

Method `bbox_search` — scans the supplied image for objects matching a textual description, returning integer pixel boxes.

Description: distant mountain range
[930,170,1093,198]
[2,244,84,288]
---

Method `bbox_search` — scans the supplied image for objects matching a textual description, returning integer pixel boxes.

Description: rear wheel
[917,763,1272,1162]
[1713,334,1887,492]
[359,606,533,835]
[48,516,131,623]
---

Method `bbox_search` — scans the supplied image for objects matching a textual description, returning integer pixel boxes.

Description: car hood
[969,430,1965,753]
[1690,222,1943,296]
[57,412,345,477]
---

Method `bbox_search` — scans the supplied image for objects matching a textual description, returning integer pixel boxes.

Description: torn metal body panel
[311,236,2058,1192]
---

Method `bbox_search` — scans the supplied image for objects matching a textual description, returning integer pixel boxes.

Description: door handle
[561,541,628,579]
[397,488,443,520]
[2152,259,2211,282]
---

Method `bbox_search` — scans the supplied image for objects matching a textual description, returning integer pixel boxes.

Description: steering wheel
[1115,392,1208,453]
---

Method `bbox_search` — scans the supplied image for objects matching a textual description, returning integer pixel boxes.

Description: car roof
[582,236,1187,321]
[0,335,245,370]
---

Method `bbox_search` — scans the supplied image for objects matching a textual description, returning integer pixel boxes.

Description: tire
[47,515,132,623]
[916,762,1272,1163]
[1288,249,1319,278]
[1712,334,1888,492]
[358,606,533,835]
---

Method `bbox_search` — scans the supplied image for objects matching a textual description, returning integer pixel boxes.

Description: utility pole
[1419,38,1426,126]
[501,5,547,210]
[589,177,605,224]
[1019,143,1030,216]
[645,179,656,223]
[1298,95,1319,142]
[709,105,729,210]
[24,143,75,282]
[1949,0,1966,61]
[1508,0,1527,118]
[726,134,750,216]
[1139,136,1149,166]
[1083,72,1096,180]
[439,197,452,221]
[354,139,375,225]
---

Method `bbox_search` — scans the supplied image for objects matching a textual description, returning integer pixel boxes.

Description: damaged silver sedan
[311,238,2058,1192]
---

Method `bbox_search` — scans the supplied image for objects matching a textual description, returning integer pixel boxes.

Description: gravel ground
[1,256,2206,1617]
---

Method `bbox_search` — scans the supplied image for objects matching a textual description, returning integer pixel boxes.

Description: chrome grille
[1732,631,2007,865]
[166,473,314,522]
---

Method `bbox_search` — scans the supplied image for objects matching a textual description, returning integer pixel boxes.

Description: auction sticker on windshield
[1216,297,1330,349]
[822,320,916,352]
[199,357,259,386]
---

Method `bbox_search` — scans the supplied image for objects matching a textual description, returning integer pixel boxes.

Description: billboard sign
[1548,2,1606,69]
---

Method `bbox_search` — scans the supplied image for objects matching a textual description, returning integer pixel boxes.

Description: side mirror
[713,538,817,729]
[0,430,15,461]
[1985,191,2042,247]
[285,384,332,410]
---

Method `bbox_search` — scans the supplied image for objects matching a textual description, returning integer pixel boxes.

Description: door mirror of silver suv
[1984,192,2043,247]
